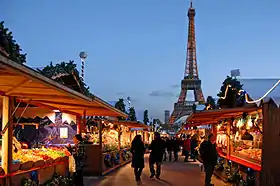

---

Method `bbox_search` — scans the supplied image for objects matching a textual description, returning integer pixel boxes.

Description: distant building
[164,110,170,124]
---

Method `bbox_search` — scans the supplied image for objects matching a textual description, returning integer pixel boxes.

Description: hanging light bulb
[236,119,243,128]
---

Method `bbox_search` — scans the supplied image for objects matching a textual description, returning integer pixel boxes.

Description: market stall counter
[0,138,70,185]
[82,119,135,176]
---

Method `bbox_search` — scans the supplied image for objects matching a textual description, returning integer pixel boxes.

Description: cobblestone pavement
[84,155,229,186]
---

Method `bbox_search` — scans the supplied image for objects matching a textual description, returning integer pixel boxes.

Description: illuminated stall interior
[185,106,263,184]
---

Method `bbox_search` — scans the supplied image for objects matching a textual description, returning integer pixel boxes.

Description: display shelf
[217,151,227,158]
[231,152,261,165]
[229,155,261,171]
[0,160,68,178]
[218,152,261,171]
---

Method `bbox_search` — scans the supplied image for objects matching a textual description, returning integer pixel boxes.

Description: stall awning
[0,55,127,117]
[115,121,150,130]
[185,107,260,127]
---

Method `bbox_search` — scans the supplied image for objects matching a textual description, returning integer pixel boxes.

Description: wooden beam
[5,79,32,95]
[12,94,74,100]
[17,100,80,116]
[27,100,98,108]
[50,107,105,110]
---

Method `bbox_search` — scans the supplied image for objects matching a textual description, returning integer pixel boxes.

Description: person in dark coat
[199,133,218,186]
[162,137,167,161]
[172,137,180,162]
[131,135,145,184]
[149,132,165,179]
[166,137,173,162]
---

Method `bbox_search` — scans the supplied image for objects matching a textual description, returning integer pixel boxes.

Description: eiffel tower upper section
[169,1,205,124]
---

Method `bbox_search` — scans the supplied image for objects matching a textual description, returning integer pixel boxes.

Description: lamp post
[79,51,87,82]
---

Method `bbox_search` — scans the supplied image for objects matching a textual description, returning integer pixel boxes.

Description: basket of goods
[60,156,68,162]
[11,160,21,172]
[20,161,34,170]
[45,158,54,165]
[33,160,45,168]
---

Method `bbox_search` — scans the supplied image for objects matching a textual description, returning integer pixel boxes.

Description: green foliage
[115,98,126,120]
[21,174,72,186]
[217,76,244,108]
[21,178,37,186]
[205,96,217,110]
[143,110,149,125]
[44,174,72,186]
[128,107,137,121]
[38,60,93,97]
[0,21,26,64]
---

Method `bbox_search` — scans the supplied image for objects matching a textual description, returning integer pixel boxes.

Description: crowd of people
[131,131,218,186]
[65,131,217,186]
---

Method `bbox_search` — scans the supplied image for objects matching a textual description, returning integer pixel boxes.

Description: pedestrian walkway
[84,155,229,186]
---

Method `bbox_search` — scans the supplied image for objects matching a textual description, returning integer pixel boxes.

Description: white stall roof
[239,78,280,106]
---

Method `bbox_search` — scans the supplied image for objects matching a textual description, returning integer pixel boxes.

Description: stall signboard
[60,127,68,139]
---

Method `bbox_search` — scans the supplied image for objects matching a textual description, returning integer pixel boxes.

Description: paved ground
[84,155,229,186]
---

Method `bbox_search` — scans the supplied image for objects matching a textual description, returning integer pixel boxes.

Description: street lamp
[79,51,87,82]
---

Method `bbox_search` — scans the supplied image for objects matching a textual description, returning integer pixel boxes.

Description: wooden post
[118,131,121,150]
[82,110,86,133]
[2,96,13,186]
[226,120,231,160]
[98,120,103,173]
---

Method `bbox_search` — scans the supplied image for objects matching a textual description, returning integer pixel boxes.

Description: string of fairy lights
[219,80,280,104]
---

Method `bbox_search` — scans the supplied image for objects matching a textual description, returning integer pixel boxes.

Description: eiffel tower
[169,1,205,124]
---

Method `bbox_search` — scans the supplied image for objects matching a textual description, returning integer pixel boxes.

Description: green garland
[21,174,73,186]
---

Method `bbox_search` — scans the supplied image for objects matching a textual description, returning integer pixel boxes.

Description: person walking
[149,132,165,179]
[131,135,145,185]
[172,137,180,162]
[190,130,199,161]
[67,134,85,186]
[162,137,167,162]
[199,133,218,186]
[183,135,191,162]
[166,137,173,162]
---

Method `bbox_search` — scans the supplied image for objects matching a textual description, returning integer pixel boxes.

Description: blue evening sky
[2,0,280,121]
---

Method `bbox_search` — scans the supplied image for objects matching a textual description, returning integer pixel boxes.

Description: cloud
[149,90,175,97]
[171,84,180,88]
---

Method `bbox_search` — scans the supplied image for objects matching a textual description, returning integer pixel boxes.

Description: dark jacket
[131,140,145,168]
[166,139,173,151]
[149,138,165,162]
[191,134,199,150]
[172,139,180,152]
[199,140,218,166]
[67,141,86,171]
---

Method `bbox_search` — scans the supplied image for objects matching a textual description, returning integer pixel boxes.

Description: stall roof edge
[0,55,128,117]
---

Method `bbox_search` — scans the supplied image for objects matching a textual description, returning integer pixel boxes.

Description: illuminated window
[60,127,68,139]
